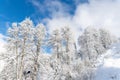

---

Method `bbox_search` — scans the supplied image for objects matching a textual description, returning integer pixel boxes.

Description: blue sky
[0,0,88,35]
[1,0,120,38]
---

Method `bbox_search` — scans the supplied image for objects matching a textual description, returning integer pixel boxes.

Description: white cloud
[73,0,120,37]
[43,0,120,41]
[43,15,82,42]
[28,0,70,15]
[29,0,120,41]
[28,0,44,13]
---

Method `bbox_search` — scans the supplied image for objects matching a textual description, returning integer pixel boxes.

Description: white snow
[104,58,120,68]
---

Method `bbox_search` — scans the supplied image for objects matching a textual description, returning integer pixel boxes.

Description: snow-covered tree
[0,18,46,80]
[77,27,105,80]
[48,29,62,59]
[0,22,21,80]
[61,27,76,64]
[77,27,118,80]
[99,28,117,49]
[61,27,73,52]
[78,27,105,61]
[32,23,46,80]
[18,18,34,80]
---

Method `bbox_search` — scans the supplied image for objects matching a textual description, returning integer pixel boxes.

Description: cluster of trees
[78,27,116,62]
[0,18,117,80]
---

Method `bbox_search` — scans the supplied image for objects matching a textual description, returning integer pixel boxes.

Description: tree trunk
[34,44,40,80]
[19,39,26,80]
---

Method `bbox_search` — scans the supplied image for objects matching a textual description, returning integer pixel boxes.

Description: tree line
[0,18,117,80]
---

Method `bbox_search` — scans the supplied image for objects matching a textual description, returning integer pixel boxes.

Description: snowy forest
[0,18,119,80]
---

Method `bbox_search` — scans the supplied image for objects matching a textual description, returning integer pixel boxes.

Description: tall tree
[61,27,75,64]
[18,18,34,80]
[48,29,62,59]
[0,18,35,80]
[78,27,105,61]
[32,23,46,80]
[7,22,20,80]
